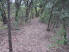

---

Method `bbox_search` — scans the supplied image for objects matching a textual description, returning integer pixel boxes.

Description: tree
[15,0,22,22]
[0,0,7,24]
[7,0,13,52]
[24,0,33,22]
[47,0,58,31]
[62,0,67,44]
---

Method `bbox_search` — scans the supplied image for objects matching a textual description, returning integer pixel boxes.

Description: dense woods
[0,0,69,52]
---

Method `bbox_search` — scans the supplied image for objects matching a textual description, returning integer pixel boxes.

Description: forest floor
[0,18,69,52]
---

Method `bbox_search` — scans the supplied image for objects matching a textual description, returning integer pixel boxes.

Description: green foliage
[40,8,50,24]
[18,6,26,17]
[0,22,7,29]
[48,25,67,49]
[51,25,67,45]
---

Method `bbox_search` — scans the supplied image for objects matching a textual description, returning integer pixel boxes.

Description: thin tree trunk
[25,7,29,22]
[35,7,38,17]
[7,0,13,52]
[47,0,58,31]
[1,10,7,24]
[25,1,29,22]
[47,9,53,31]
[15,8,19,22]
[15,0,22,23]
[62,0,67,44]
[62,18,67,44]
[1,2,7,24]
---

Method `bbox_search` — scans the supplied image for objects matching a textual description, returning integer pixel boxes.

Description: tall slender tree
[7,0,13,52]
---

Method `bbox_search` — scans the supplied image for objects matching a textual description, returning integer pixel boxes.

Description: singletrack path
[0,18,54,52]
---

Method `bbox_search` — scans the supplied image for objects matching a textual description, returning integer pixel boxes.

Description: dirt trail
[0,18,55,52]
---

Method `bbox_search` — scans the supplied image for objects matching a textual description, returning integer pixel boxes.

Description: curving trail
[0,18,55,52]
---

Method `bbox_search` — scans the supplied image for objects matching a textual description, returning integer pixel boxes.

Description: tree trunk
[25,1,29,22]
[35,7,38,17]
[47,0,58,31]
[15,8,19,22]
[62,18,67,44]
[25,7,29,22]
[47,9,53,31]
[1,10,7,24]
[7,0,13,52]
[62,0,67,44]
[1,2,7,24]
[15,0,22,23]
